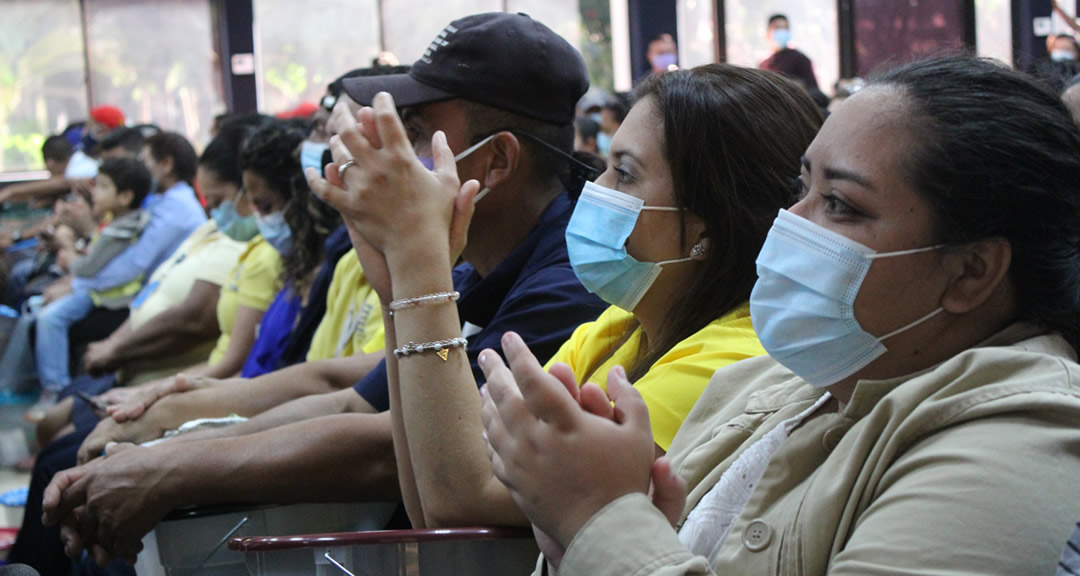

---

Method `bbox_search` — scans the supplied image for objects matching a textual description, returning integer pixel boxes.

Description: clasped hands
[305,91,480,303]
[478,331,687,569]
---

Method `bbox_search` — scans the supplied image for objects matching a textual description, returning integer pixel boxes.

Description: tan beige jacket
[558,325,1080,575]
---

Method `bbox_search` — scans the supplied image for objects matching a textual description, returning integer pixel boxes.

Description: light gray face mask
[416,134,496,204]
[750,209,944,387]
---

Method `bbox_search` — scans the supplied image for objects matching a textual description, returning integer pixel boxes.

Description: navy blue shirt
[353,193,607,411]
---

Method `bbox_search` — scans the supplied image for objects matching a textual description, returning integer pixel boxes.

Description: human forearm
[170,380,372,443]
[110,309,217,365]
[388,249,522,526]
[158,412,400,505]
[1,178,69,204]
[383,304,427,526]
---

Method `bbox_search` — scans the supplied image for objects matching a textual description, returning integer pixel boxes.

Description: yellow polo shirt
[545,302,765,451]
[305,250,385,361]
[208,235,283,365]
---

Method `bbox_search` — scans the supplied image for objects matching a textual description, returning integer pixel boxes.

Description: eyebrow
[612,149,641,167]
[801,156,876,191]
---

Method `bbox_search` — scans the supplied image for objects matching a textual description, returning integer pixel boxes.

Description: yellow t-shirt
[208,236,283,365]
[305,250,385,361]
[129,221,244,329]
[121,221,245,385]
[545,302,765,451]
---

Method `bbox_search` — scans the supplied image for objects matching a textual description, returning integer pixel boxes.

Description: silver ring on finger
[337,159,357,179]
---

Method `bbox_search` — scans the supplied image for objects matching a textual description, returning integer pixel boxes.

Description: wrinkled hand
[83,340,119,376]
[78,412,165,465]
[108,374,209,423]
[96,386,137,406]
[44,444,171,565]
[479,331,656,549]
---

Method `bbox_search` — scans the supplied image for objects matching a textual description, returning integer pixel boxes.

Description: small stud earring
[691,243,706,258]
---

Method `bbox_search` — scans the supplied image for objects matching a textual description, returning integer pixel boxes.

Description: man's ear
[481,132,521,190]
[117,189,136,210]
[940,237,1012,314]
[160,155,175,178]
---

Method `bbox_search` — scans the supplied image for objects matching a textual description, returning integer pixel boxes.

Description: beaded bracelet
[393,337,468,361]
[388,291,460,314]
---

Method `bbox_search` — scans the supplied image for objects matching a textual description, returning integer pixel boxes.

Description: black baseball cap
[342,12,589,125]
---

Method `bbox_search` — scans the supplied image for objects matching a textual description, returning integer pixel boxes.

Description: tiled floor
[0,402,39,530]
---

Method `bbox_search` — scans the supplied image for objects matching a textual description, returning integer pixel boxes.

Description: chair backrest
[229,526,540,576]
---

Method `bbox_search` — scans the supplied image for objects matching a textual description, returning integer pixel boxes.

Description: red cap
[90,106,126,130]
[276,102,318,119]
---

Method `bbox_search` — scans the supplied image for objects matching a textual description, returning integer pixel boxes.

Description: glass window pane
[678,0,716,69]
[85,0,224,149]
[975,0,1011,63]
[254,0,381,115]
[0,0,86,172]
[724,1,839,95]
[381,0,502,65]
[853,0,966,77]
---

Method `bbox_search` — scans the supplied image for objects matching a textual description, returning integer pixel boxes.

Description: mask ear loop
[876,306,943,342]
[864,243,949,342]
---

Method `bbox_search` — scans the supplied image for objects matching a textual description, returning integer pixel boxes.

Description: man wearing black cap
[43,13,606,561]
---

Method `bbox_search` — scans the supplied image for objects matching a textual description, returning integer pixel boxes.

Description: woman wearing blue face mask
[481,56,1080,575]
[98,119,338,410]
[551,65,822,455]
[311,61,822,531]
[198,115,269,243]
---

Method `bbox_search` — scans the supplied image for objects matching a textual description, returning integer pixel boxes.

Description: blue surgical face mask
[596,132,612,156]
[566,181,691,311]
[1052,49,1077,62]
[212,200,259,242]
[749,209,944,388]
[772,29,792,49]
[300,141,330,176]
[416,134,496,204]
[653,53,678,71]
[211,200,237,231]
[255,207,292,255]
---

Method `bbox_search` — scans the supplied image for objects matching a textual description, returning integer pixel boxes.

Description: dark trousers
[9,376,133,576]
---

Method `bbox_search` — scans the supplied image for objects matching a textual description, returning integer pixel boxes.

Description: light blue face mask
[255,206,292,255]
[300,141,330,176]
[772,29,792,49]
[210,200,237,231]
[749,209,944,388]
[416,134,496,204]
[211,190,259,242]
[596,132,612,156]
[1052,49,1077,62]
[566,181,691,311]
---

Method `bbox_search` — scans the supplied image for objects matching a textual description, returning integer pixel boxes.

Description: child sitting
[30,158,152,415]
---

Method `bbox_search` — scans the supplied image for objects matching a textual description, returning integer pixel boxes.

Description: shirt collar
[455,193,574,328]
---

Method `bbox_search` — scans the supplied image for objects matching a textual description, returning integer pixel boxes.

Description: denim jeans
[34,290,95,393]
[0,311,37,393]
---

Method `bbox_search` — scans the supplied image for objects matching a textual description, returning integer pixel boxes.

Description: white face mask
[416,134,496,204]
[749,209,945,387]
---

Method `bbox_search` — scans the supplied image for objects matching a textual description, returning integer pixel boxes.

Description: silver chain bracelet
[393,337,468,361]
